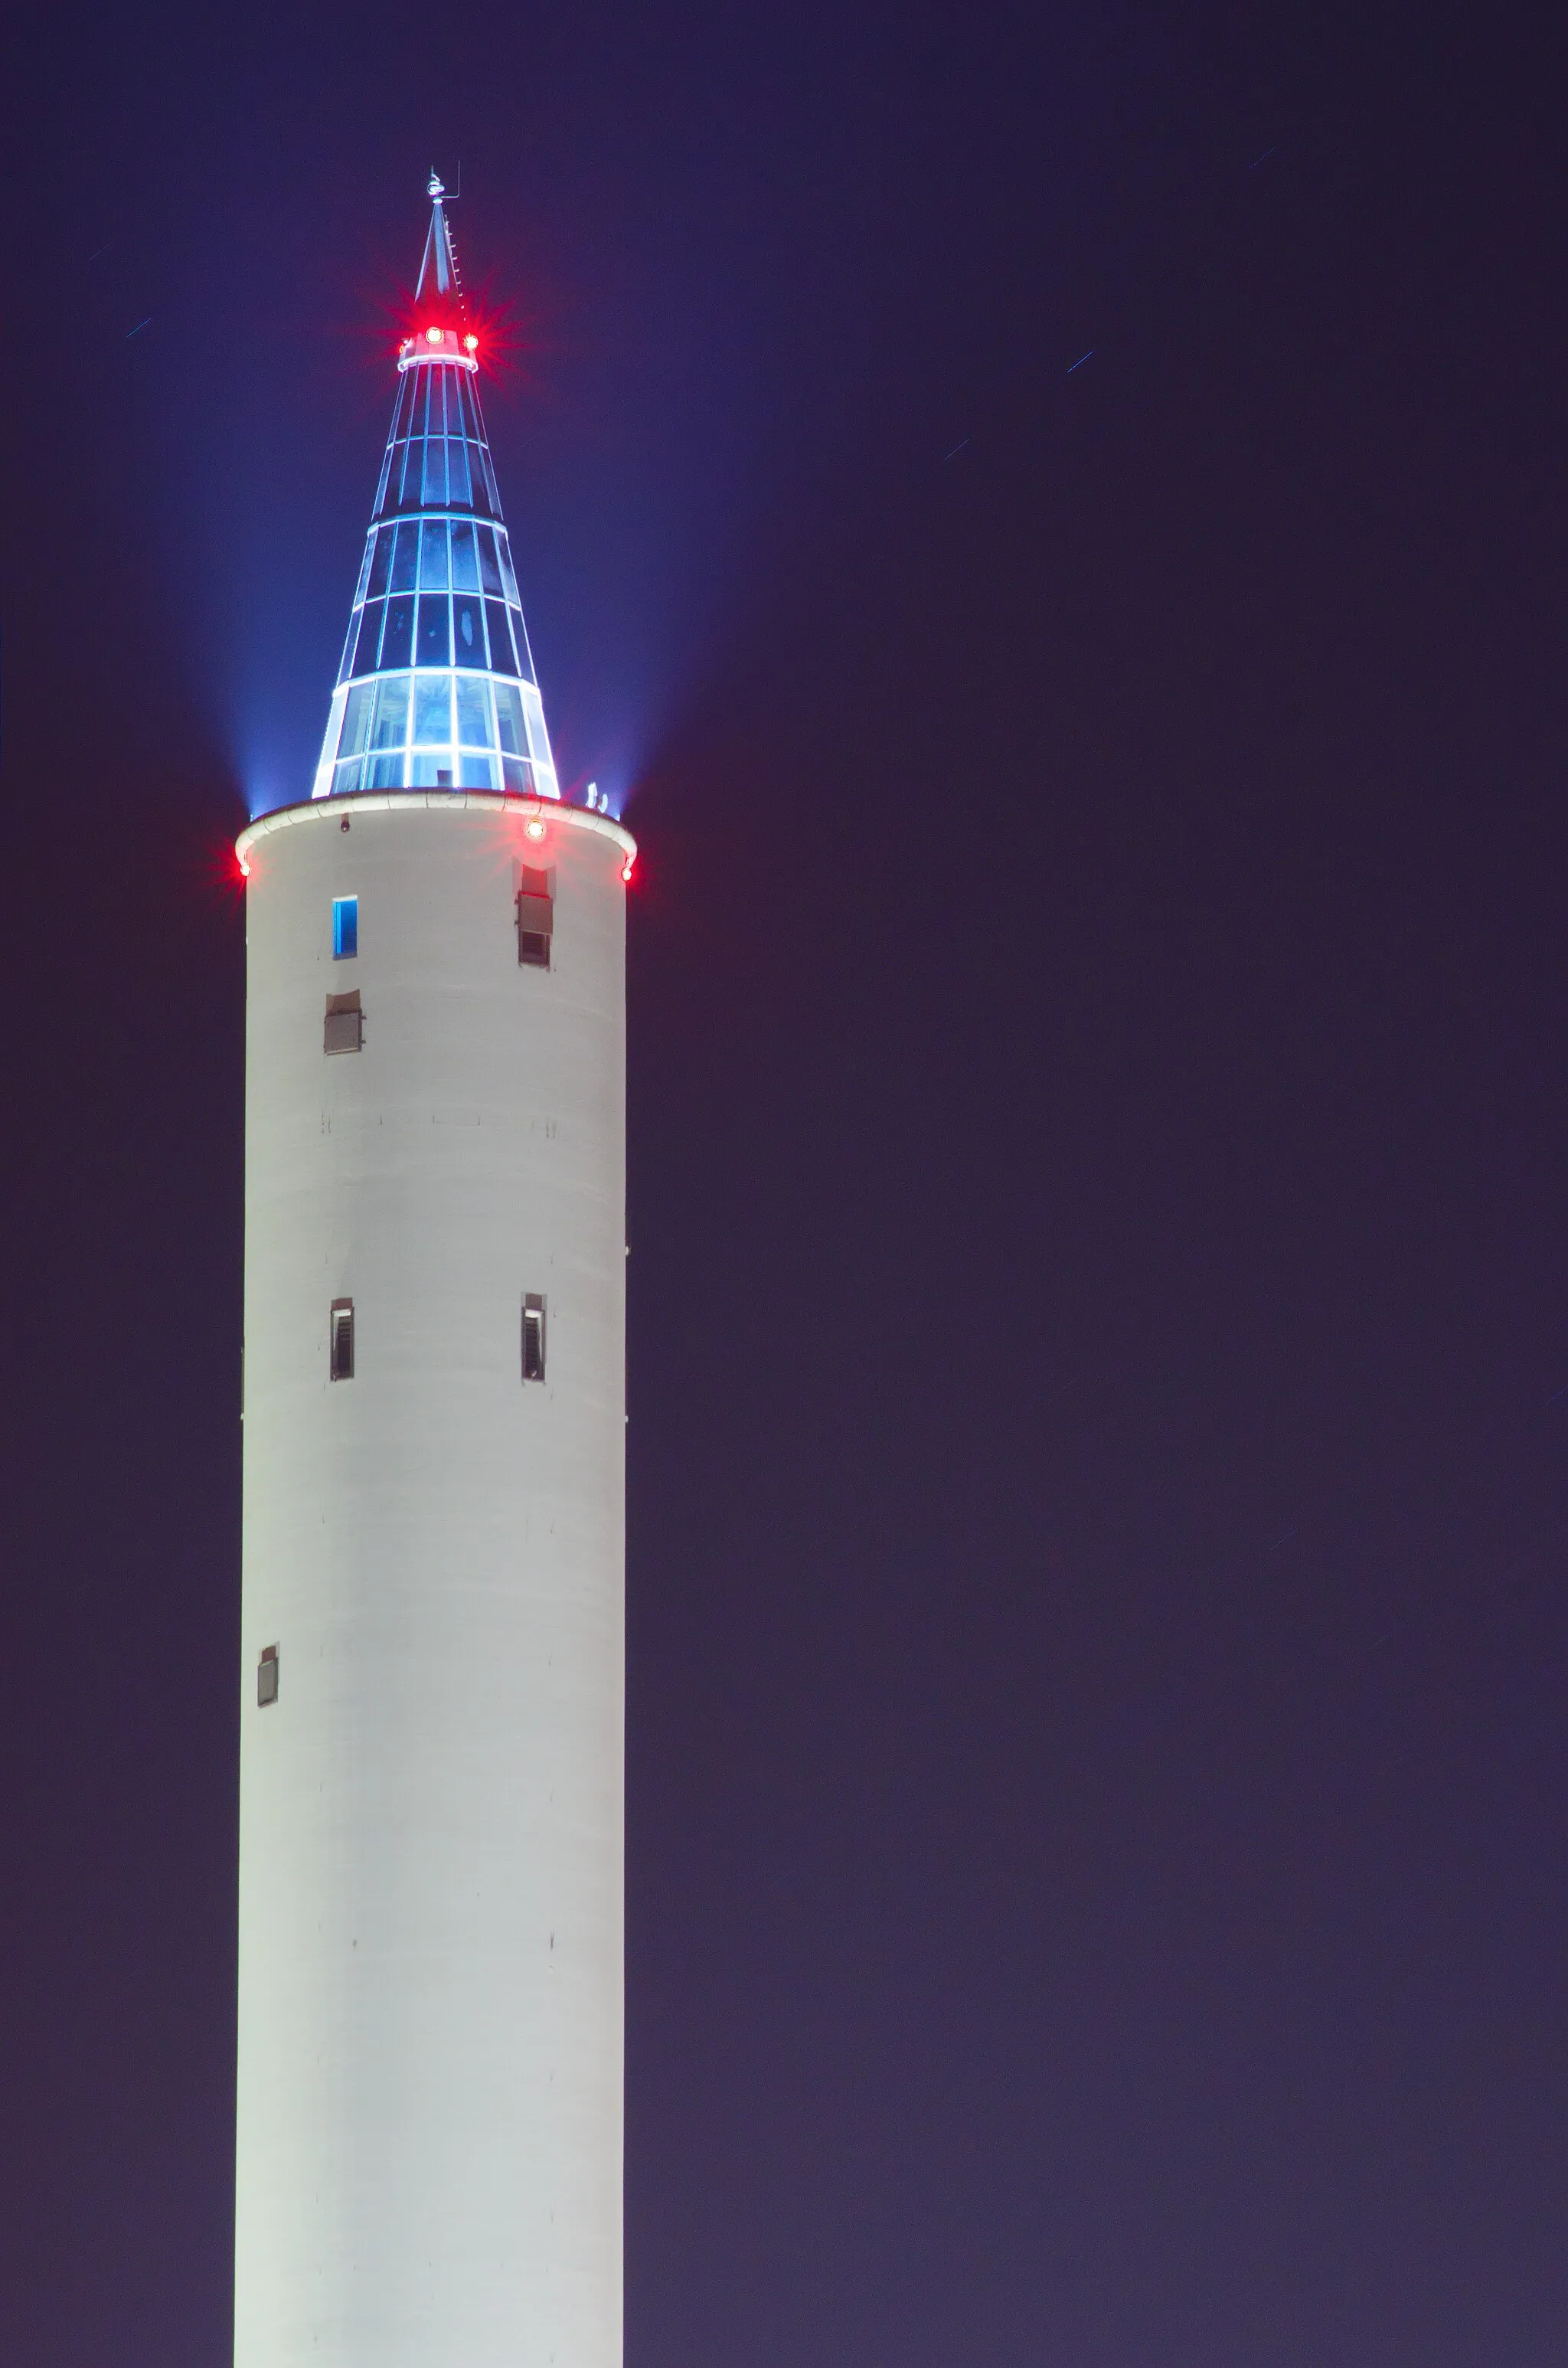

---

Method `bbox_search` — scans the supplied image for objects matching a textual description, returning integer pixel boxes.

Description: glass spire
[312,175,560,802]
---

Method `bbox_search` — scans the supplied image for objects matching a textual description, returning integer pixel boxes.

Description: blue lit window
[367,526,394,599]
[333,897,358,960]
[495,534,521,605]
[476,527,502,596]
[421,441,448,505]
[447,440,472,506]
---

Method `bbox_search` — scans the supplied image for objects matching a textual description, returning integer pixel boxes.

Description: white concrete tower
[234,178,633,2368]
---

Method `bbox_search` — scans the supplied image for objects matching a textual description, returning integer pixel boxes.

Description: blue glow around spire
[311,180,560,802]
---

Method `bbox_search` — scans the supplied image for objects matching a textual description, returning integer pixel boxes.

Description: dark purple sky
[3,4,1568,2363]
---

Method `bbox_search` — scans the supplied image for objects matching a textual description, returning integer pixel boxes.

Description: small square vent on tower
[517,867,553,968]
[325,991,364,1054]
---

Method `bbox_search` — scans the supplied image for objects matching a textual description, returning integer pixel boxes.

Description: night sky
[3,3,1568,2361]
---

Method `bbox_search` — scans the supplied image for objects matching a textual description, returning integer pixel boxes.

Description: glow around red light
[426,325,443,345]
[463,333,479,353]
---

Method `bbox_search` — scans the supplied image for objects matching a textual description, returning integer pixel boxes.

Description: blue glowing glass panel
[483,600,518,675]
[521,685,552,766]
[338,684,374,759]
[371,675,409,748]
[421,440,447,505]
[446,440,472,506]
[419,518,449,587]
[450,520,479,589]
[494,684,525,756]
[333,896,358,960]
[452,594,483,666]
[413,675,451,744]
[476,528,502,595]
[367,527,394,599]
[389,522,418,594]
[351,600,384,675]
[460,753,496,789]
[416,595,451,666]
[511,610,536,682]
[456,675,493,747]
[381,595,414,670]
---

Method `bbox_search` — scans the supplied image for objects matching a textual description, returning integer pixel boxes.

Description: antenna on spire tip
[427,171,445,199]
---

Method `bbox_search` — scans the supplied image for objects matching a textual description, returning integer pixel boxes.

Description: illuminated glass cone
[312,173,560,801]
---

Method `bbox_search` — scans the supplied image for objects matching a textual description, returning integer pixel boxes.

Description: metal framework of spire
[416,171,462,309]
[311,178,560,802]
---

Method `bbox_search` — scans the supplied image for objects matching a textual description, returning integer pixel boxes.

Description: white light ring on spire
[397,351,480,374]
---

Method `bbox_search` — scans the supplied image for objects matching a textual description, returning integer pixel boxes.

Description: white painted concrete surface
[234,790,632,2368]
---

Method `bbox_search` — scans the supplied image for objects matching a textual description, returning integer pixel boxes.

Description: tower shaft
[235,790,630,2366]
